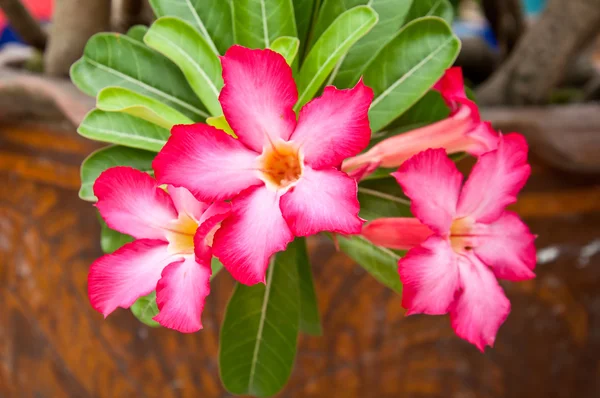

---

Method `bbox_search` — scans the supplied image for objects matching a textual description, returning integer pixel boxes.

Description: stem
[0,0,47,50]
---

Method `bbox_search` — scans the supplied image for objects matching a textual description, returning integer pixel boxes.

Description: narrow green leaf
[207,115,236,137]
[232,0,297,49]
[97,87,193,130]
[358,178,412,220]
[296,238,321,336]
[332,0,413,88]
[79,146,156,201]
[78,110,170,152]
[149,0,234,54]
[292,0,318,60]
[295,5,378,110]
[337,235,403,294]
[127,25,149,42]
[98,216,134,254]
[131,291,161,327]
[270,36,300,66]
[220,243,301,397]
[366,17,460,132]
[144,17,224,116]
[70,33,208,121]
[405,0,454,25]
[307,0,363,50]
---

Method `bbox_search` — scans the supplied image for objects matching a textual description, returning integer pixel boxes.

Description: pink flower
[153,45,373,285]
[88,166,230,333]
[342,67,499,180]
[362,134,536,351]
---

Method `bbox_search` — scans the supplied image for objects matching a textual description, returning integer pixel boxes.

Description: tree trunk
[43,0,111,76]
[476,0,600,106]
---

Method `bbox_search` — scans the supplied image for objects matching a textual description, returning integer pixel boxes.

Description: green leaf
[78,109,170,152]
[206,115,236,137]
[295,5,378,110]
[296,238,321,336]
[79,145,156,201]
[358,177,412,220]
[70,33,208,121]
[331,0,413,88]
[405,0,454,25]
[144,17,224,116]
[292,0,319,60]
[269,36,300,66]
[98,215,134,254]
[131,291,161,327]
[307,0,363,50]
[366,17,460,132]
[337,235,403,294]
[232,0,297,49]
[149,0,233,54]
[220,242,301,397]
[97,87,194,129]
[127,25,148,42]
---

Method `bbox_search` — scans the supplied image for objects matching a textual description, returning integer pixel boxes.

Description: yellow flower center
[449,217,476,254]
[257,140,303,191]
[166,212,199,254]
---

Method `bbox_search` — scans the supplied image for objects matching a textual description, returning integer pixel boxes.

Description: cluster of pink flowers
[88,46,535,350]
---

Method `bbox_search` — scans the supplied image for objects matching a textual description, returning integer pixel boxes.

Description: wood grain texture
[1,123,599,398]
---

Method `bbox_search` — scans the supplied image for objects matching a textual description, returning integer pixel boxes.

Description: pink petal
[153,123,262,202]
[399,236,460,315]
[168,185,210,221]
[473,211,536,281]
[464,121,500,156]
[94,167,176,240]
[457,133,531,223]
[153,256,211,333]
[212,186,294,285]
[219,45,297,152]
[433,67,470,113]
[194,201,232,262]
[362,218,433,250]
[392,149,462,234]
[450,253,511,351]
[88,239,173,316]
[280,167,363,237]
[291,80,373,169]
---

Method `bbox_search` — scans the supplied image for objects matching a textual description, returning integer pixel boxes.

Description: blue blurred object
[453,21,499,50]
[0,26,25,48]
[523,0,547,16]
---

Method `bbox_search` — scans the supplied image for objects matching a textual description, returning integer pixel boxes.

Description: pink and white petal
[392,148,462,234]
[167,185,210,221]
[153,256,211,333]
[291,80,373,169]
[194,201,232,262]
[399,235,460,315]
[212,186,294,285]
[88,239,173,317]
[362,218,433,250]
[464,121,500,156]
[457,133,531,223]
[219,46,297,152]
[280,167,363,236]
[153,123,262,202]
[450,253,511,351]
[473,211,536,281]
[95,167,176,240]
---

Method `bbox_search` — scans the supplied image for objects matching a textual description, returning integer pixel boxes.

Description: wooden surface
[1,123,599,398]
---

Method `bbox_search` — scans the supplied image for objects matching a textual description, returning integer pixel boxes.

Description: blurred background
[0,0,599,397]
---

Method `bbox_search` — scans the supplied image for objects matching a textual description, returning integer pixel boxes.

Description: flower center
[449,217,476,254]
[166,212,198,254]
[258,140,303,191]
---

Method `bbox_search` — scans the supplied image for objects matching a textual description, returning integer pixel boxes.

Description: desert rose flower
[153,45,373,285]
[342,67,499,180]
[362,134,536,350]
[88,167,230,333]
